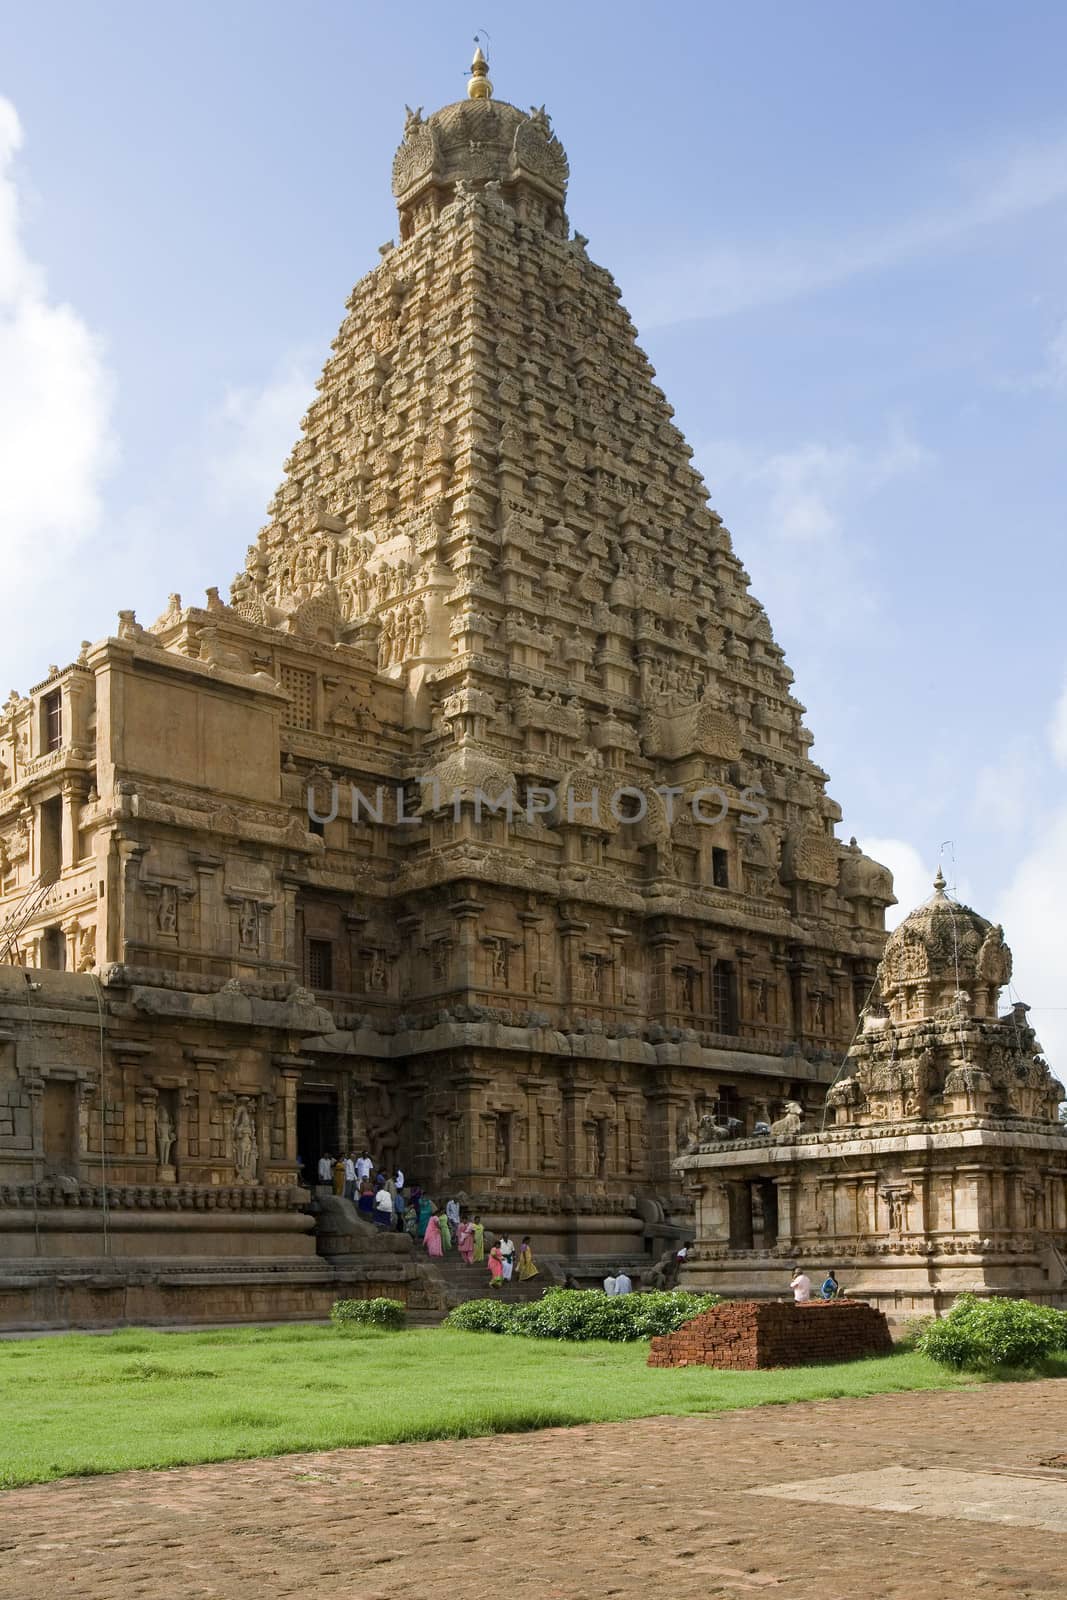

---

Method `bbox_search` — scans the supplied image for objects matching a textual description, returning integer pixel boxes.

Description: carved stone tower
[0,53,898,1269]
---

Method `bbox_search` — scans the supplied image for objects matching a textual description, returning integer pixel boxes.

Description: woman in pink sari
[424,1212,443,1257]
[487,1242,504,1288]
[457,1218,475,1264]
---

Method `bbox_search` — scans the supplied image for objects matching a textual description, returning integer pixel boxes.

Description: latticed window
[280,665,315,730]
[712,960,737,1034]
[43,691,62,752]
[306,938,334,991]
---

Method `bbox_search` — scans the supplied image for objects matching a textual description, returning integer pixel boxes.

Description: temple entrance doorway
[296,1085,338,1180]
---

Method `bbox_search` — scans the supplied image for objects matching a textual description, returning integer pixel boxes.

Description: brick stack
[647,1299,893,1369]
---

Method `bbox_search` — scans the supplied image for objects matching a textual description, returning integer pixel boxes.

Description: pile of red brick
[647,1298,893,1369]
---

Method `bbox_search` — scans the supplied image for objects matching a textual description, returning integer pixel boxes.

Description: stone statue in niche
[157,885,178,935]
[156,1099,176,1168]
[233,1102,258,1182]
[238,900,259,951]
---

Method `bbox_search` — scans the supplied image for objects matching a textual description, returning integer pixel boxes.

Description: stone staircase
[408,1253,554,1325]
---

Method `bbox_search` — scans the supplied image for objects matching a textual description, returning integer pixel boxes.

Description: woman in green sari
[472,1214,485,1263]
[437,1209,453,1253]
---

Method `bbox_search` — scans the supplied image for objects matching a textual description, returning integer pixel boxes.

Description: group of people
[789,1267,841,1302]
[317,1152,409,1229]
[486,1234,538,1286]
[419,1201,540,1287]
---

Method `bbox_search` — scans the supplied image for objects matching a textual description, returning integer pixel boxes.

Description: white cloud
[633,130,1067,326]
[1049,676,1067,768]
[206,355,315,521]
[998,806,1067,1075]
[699,424,931,645]
[0,97,115,587]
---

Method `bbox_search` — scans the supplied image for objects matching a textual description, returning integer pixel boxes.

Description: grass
[0,1321,1020,1490]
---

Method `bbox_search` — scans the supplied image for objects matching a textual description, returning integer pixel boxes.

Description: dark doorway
[297,1087,338,1181]
[753,1178,779,1249]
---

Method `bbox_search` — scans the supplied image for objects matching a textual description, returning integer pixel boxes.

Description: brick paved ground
[1,1381,1065,1600]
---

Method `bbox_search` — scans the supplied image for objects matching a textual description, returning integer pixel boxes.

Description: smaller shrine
[676,872,1067,1314]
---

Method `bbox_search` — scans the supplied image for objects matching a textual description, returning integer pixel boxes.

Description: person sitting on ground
[498,1234,515,1282]
[613,1268,633,1295]
[790,1266,812,1303]
[517,1236,539,1280]
[820,1269,840,1300]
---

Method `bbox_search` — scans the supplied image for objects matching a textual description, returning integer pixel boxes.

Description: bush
[330,1297,406,1331]
[443,1288,720,1342]
[442,1297,518,1334]
[917,1294,1067,1372]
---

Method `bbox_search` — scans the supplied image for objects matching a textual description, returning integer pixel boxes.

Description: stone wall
[647,1298,893,1369]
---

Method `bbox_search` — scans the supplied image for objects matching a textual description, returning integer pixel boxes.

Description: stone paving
[1,1381,1065,1600]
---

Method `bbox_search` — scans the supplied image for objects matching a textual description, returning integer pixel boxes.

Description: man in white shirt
[374,1184,394,1227]
[317,1153,333,1187]
[343,1153,357,1200]
[603,1273,617,1295]
[356,1152,372,1183]
[499,1235,515,1281]
[790,1268,812,1303]
[614,1270,633,1295]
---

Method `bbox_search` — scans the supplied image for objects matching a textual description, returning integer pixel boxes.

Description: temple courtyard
[0,1329,1066,1599]
[0,1377,1064,1600]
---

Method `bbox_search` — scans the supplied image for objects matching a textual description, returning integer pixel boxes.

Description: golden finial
[468,42,493,99]
[933,866,947,894]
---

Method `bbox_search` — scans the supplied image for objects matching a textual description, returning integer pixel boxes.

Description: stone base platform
[0,1254,430,1332]
[648,1298,893,1369]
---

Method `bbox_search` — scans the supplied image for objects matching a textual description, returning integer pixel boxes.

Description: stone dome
[392,91,569,240]
[877,869,1012,1022]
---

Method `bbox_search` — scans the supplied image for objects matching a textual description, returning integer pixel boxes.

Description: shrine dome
[876,869,1012,1022]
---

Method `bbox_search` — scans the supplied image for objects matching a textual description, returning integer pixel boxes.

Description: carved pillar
[60,776,89,870]
[275,1061,304,1178]
[560,1073,592,1182]
[450,886,486,992]
[773,1175,797,1248]
[135,1085,158,1164]
[559,912,590,1006]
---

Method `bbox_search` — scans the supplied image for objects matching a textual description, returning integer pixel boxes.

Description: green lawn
[0,1322,1005,1489]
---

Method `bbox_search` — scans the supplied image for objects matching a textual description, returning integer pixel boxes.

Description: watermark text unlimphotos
[307,780,769,829]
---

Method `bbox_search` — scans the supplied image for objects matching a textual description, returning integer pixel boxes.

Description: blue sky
[2,2,1065,1061]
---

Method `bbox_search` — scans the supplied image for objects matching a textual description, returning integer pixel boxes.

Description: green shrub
[442,1297,518,1334]
[444,1288,719,1342]
[330,1297,406,1331]
[917,1294,1067,1372]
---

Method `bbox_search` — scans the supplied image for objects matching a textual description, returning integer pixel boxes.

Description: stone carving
[156,1100,176,1167]
[232,1102,258,1182]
